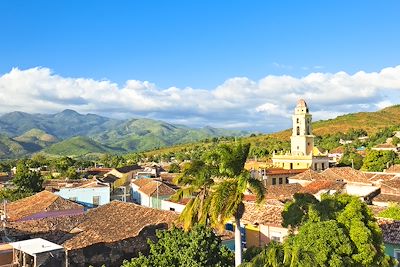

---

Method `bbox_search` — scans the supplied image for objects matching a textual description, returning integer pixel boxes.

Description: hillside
[0,110,248,158]
[272,105,400,140]
[43,136,122,156]
[143,105,400,158]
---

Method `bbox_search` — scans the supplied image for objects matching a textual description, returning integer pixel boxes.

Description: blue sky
[1,1,400,132]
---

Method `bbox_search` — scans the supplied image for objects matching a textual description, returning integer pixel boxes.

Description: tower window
[296,126,300,135]
[296,118,299,123]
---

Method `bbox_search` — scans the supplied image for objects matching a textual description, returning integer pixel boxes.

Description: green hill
[14,128,59,148]
[272,105,400,140]
[43,136,122,156]
[0,134,30,159]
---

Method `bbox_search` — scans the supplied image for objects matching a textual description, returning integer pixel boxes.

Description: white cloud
[1,65,400,132]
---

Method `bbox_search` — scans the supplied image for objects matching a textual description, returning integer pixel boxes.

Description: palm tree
[173,143,265,266]
[210,170,265,266]
[171,160,217,230]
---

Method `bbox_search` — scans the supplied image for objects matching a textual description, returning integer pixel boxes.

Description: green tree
[361,150,398,172]
[338,148,364,170]
[122,225,234,267]
[173,143,265,266]
[12,161,43,193]
[281,194,395,266]
[64,166,80,180]
[379,203,400,220]
[168,163,181,173]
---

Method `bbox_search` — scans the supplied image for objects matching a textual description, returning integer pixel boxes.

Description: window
[286,177,289,184]
[296,126,300,135]
[296,118,299,123]
[69,197,77,202]
[279,177,283,184]
[93,196,100,206]
[394,249,400,260]
[272,178,276,185]
[169,207,175,211]
[270,231,282,242]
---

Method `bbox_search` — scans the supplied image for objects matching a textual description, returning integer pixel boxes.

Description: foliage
[12,161,43,193]
[168,163,181,173]
[361,150,398,172]
[0,188,33,202]
[121,225,234,267]
[64,166,80,180]
[100,154,126,168]
[282,193,319,228]
[338,148,364,170]
[279,194,396,267]
[378,203,400,220]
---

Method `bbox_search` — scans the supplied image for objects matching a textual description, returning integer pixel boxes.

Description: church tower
[290,99,314,156]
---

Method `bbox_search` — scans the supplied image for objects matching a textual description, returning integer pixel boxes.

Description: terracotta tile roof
[2,191,84,222]
[132,178,153,188]
[378,218,400,244]
[289,169,328,181]
[368,173,398,183]
[300,180,346,194]
[139,181,176,197]
[380,179,400,195]
[6,215,85,244]
[6,201,178,250]
[373,194,400,204]
[63,201,178,250]
[44,179,108,191]
[368,205,387,216]
[265,183,303,201]
[374,143,397,149]
[242,202,284,227]
[386,164,400,174]
[115,165,141,174]
[322,167,372,184]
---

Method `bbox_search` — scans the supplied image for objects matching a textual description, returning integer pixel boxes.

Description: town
[0,99,400,266]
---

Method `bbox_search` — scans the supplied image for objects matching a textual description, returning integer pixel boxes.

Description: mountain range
[0,110,248,158]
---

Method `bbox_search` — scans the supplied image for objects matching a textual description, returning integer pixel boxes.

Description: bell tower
[290,99,314,156]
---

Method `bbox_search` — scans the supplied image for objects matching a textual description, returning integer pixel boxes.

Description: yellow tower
[290,99,314,156]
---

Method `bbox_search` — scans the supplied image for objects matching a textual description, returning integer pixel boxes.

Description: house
[44,179,110,208]
[131,179,177,209]
[105,164,142,180]
[372,177,400,207]
[372,143,400,152]
[251,168,306,187]
[4,201,178,267]
[0,191,84,222]
[299,180,346,200]
[161,198,190,213]
[244,184,303,203]
[378,218,400,261]
[241,201,289,248]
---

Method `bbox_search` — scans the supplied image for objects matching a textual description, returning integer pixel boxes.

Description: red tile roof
[2,191,84,222]
[138,180,176,197]
[386,164,400,174]
[300,180,345,194]
[289,169,329,181]
[322,167,372,184]
[373,194,400,204]
[242,202,284,227]
[265,183,303,201]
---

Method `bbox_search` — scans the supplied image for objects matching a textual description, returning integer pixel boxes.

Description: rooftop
[242,202,284,227]
[10,238,64,255]
[265,183,303,201]
[139,180,176,197]
[378,218,400,244]
[300,180,346,194]
[2,191,84,222]
[386,164,400,174]
[264,168,307,176]
[373,194,400,204]
[6,201,178,251]
[115,164,141,174]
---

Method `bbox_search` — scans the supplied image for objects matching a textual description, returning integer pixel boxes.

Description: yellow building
[272,99,329,171]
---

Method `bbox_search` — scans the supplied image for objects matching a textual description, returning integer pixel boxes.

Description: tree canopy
[245,194,395,267]
[122,225,233,267]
